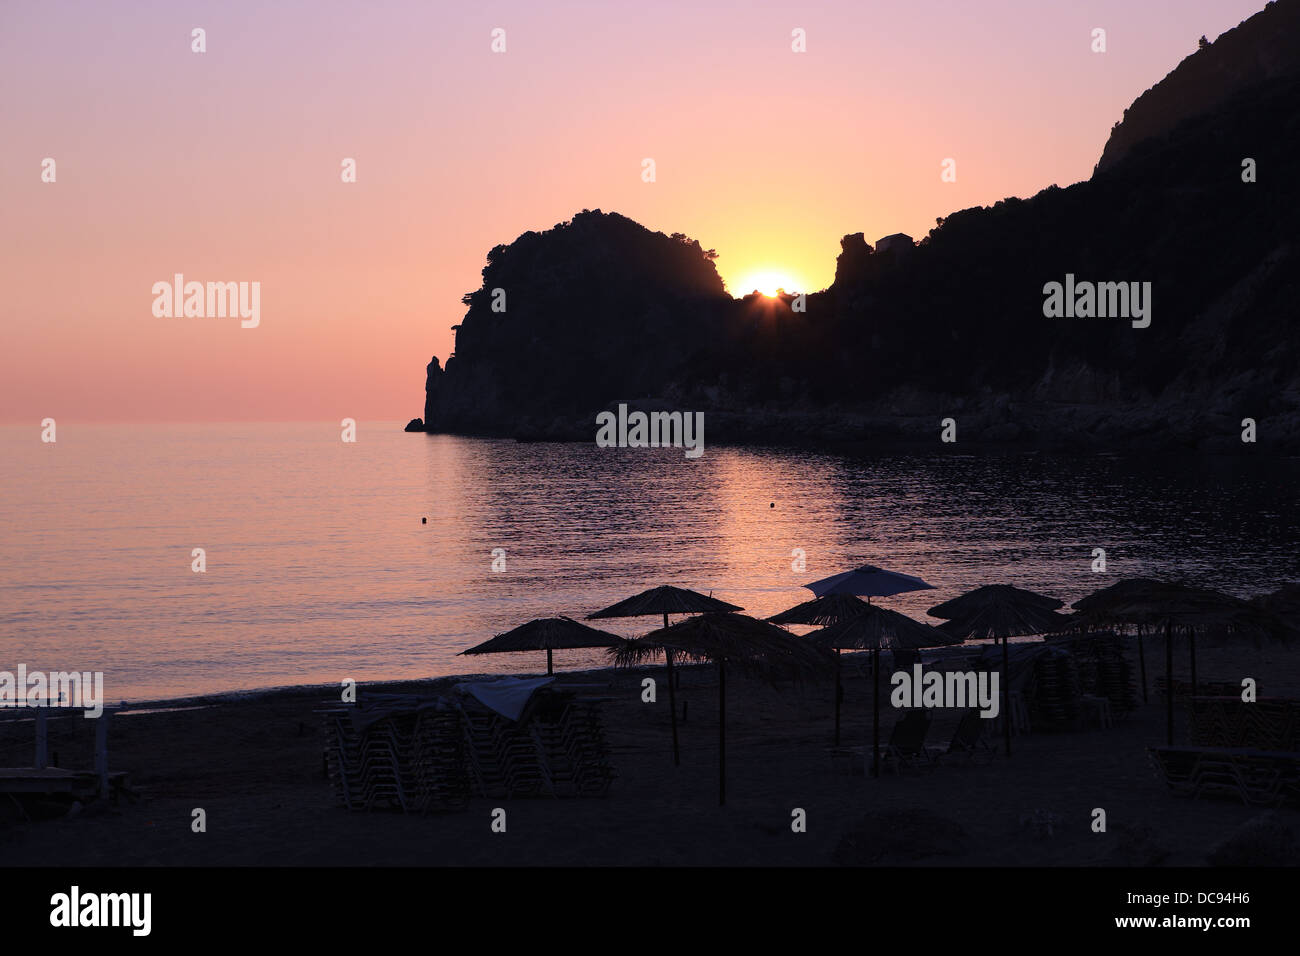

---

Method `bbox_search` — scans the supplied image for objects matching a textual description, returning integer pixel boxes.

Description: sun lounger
[934,708,997,764]
[1148,746,1300,808]
[1187,696,1299,751]
[880,710,934,773]
[1155,678,1239,702]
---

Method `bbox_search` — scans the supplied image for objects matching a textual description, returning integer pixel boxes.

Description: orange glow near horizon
[733,269,805,298]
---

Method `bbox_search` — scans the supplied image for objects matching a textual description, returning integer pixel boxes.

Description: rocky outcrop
[422,357,442,427]
[421,210,728,436]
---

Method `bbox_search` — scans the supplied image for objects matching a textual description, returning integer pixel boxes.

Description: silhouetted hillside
[419,1,1300,452]
[1097,0,1300,173]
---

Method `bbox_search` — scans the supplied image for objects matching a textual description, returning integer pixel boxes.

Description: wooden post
[661,612,680,766]
[718,658,726,806]
[35,706,48,770]
[1002,636,1012,757]
[834,648,842,745]
[94,709,111,799]
[871,647,881,779]
[1137,631,1148,703]
[1165,619,1174,746]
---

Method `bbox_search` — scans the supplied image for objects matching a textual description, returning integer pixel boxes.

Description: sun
[736,270,802,297]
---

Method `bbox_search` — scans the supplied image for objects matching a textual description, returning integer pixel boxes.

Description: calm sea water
[1,423,1297,702]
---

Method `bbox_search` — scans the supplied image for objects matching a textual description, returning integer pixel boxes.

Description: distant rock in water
[404,418,424,432]
[416,2,1300,452]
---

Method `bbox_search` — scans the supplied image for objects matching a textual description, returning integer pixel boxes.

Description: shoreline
[10,643,1004,714]
[409,423,1300,457]
[2,641,1296,866]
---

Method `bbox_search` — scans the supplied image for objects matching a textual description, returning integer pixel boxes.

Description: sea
[2,422,1297,702]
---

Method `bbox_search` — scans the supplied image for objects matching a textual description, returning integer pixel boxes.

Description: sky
[0,0,1270,423]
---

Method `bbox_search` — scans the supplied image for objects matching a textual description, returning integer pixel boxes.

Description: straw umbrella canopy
[613,612,834,805]
[461,616,621,675]
[927,585,1069,757]
[1045,579,1155,703]
[1063,578,1286,744]
[796,564,938,749]
[588,586,743,766]
[768,594,873,627]
[811,605,962,778]
[1068,578,1173,703]
[768,594,871,744]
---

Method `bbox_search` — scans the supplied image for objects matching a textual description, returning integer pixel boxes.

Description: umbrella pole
[834,649,842,745]
[1137,630,1148,704]
[718,658,726,806]
[1001,636,1012,757]
[1165,619,1174,746]
[547,648,553,676]
[872,647,880,779]
[1189,632,1197,695]
[666,651,680,765]
[663,612,680,766]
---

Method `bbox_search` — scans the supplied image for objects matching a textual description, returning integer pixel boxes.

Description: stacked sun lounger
[410,705,471,812]
[458,690,614,798]
[1024,648,1082,729]
[458,702,549,797]
[1148,746,1300,807]
[1187,697,1300,751]
[322,709,412,811]
[529,696,616,796]
[1053,634,1139,714]
[321,698,469,813]
[323,689,614,808]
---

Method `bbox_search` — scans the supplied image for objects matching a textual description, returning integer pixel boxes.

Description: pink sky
[0,0,1268,423]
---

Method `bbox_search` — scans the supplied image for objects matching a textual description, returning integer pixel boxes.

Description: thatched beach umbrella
[927,584,1069,756]
[461,616,621,675]
[811,605,961,778]
[1070,578,1163,703]
[1065,579,1285,745]
[588,586,742,766]
[768,594,873,628]
[768,594,871,744]
[614,612,833,805]
[796,564,938,748]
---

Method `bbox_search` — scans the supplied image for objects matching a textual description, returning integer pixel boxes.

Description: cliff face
[421,1,1300,451]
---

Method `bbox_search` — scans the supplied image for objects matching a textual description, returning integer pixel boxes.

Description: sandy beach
[2,642,1296,867]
